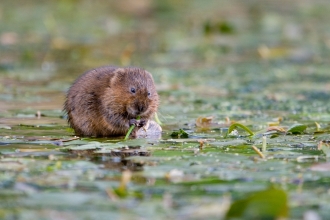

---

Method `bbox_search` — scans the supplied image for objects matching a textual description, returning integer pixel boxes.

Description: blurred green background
[1,0,330,115]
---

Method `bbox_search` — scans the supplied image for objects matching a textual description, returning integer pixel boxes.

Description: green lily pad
[226,187,288,219]
[287,124,307,134]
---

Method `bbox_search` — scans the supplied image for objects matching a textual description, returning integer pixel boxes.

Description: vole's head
[107,67,159,119]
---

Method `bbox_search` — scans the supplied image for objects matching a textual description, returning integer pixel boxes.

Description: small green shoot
[124,116,141,140]
[154,112,162,125]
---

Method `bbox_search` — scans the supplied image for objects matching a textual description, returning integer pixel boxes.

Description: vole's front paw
[137,119,147,127]
[129,119,138,127]
[129,119,147,128]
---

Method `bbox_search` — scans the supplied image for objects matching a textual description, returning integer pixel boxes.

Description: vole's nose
[136,104,145,114]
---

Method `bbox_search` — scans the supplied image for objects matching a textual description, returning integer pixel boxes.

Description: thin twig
[252,145,265,159]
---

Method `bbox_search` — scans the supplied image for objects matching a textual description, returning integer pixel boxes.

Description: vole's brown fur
[64,66,159,137]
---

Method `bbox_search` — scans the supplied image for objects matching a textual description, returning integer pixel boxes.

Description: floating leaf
[62,141,102,156]
[95,146,151,158]
[287,124,307,134]
[65,141,102,150]
[170,129,189,138]
[226,187,288,219]
[267,126,286,133]
[177,178,228,186]
[196,116,214,128]
[162,138,215,143]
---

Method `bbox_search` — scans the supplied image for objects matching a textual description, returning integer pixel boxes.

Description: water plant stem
[124,116,141,140]
[154,112,162,125]
[262,135,267,153]
[252,145,265,159]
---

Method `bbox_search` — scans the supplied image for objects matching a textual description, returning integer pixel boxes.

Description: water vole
[64,66,161,137]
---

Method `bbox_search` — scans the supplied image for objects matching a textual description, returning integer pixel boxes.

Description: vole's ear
[145,70,154,80]
[114,68,126,78]
[109,68,126,86]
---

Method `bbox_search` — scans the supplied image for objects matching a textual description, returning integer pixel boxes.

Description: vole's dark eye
[147,92,151,96]
[130,88,136,94]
